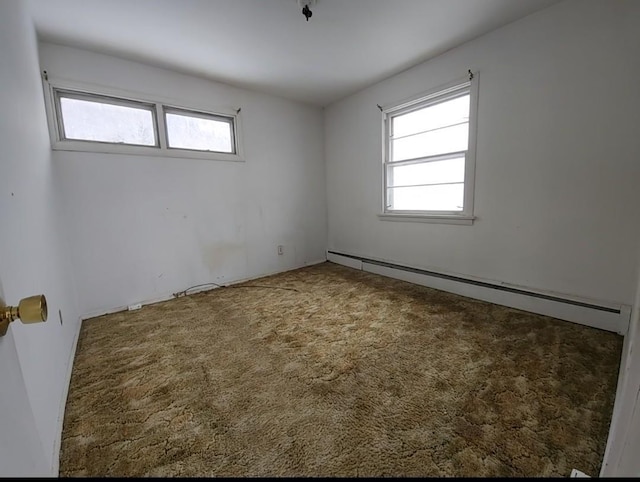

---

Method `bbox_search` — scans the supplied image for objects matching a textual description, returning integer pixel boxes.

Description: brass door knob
[0,294,48,336]
[17,295,48,323]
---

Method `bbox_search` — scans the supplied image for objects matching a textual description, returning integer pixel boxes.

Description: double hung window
[382,77,478,223]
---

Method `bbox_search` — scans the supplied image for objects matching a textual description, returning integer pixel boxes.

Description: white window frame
[53,88,160,148]
[378,75,479,225]
[42,76,244,162]
[163,105,237,155]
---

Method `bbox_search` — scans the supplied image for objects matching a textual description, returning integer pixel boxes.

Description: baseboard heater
[327,250,630,335]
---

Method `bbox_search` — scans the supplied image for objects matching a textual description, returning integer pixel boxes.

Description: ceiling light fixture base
[298,0,316,21]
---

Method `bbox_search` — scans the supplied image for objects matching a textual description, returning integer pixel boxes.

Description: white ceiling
[27,0,561,106]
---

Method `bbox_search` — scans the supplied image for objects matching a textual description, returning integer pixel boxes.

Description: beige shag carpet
[60,262,622,477]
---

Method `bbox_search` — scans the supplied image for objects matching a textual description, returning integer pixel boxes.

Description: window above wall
[56,90,158,147]
[164,107,235,154]
[379,75,479,225]
[43,77,243,162]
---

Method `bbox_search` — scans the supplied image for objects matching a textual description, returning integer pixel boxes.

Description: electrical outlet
[277,245,284,255]
[570,469,590,478]
[128,303,142,311]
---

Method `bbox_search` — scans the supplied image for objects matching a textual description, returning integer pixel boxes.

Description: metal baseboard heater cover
[327,250,620,315]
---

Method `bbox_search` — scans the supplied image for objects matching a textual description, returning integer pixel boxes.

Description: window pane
[166,112,233,153]
[393,95,469,138]
[392,123,468,162]
[60,97,156,146]
[389,157,464,187]
[388,183,464,211]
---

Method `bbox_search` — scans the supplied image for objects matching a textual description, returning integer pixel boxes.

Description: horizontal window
[165,108,235,154]
[57,91,157,147]
[44,81,243,162]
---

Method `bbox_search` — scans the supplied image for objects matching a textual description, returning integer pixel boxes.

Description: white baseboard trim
[327,250,630,335]
[81,293,175,321]
[81,258,328,321]
[50,315,83,476]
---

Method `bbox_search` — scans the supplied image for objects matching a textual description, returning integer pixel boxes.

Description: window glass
[391,124,468,161]
[392,95,469,138]
[59,96,156,146]
[388,184,464,211]
[388,157,465,187]
[165,111,234,153]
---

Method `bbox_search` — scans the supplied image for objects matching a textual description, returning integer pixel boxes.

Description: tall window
[382,77,478,222]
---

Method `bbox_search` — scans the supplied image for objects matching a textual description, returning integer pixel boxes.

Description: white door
[0,281,48,476]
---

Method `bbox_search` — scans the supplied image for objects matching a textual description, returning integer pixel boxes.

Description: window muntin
[384,81,475,216]
[164,108,235,153]
[56,91,157,147]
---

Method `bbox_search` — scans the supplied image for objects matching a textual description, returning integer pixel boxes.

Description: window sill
[377,213,475,225]
[51,140,244,162]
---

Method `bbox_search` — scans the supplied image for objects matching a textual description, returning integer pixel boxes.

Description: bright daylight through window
[383,78,477,221]
[58,92,157,146]
[48,85,241,161]
[165,108,235,154]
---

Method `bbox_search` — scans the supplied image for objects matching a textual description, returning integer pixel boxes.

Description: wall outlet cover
[128,303,142,311]
[570,469,590,478]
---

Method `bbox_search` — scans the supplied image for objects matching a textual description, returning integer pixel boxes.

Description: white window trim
[379,74,479,224]
[42,76,245,162]
[163,105,238,155]
[53,88,161,148]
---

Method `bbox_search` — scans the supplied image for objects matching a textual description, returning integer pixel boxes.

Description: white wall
[0,0,81,475]
[325,0,640,309]
[602,260,640,476]
[39,42,327,317]
[0,328,48,477]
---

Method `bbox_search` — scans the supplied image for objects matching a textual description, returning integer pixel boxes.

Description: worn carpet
[60,262,622,477]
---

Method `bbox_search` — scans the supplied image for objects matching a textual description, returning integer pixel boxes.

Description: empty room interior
[1,0,640,477]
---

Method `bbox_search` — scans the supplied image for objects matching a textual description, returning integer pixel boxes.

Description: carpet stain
[59,262,622,477]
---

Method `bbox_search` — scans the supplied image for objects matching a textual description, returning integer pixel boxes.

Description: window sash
[386,183,465,213]
[54,89,159,147]
[386,150,467,168]
[164,106,235,126]
[163,106,236,154]
[385,154,467,213]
